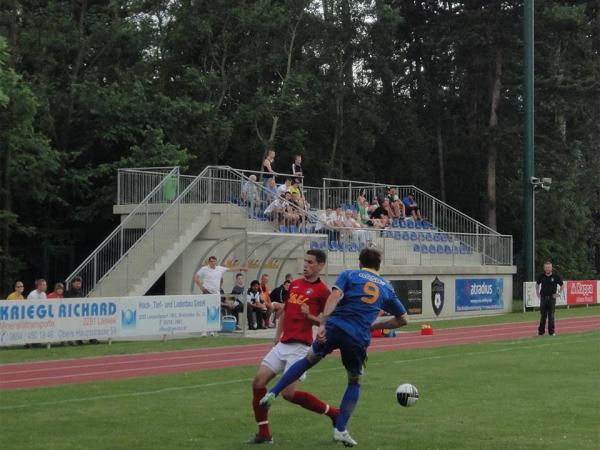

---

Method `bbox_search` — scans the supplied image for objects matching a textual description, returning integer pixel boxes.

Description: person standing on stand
[536,261,563,336]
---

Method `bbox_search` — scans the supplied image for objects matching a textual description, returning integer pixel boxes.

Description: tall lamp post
[530,176,552,277]
[524,0,535,282]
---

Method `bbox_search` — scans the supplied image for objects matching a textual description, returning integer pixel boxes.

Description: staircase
[67,168,212,297]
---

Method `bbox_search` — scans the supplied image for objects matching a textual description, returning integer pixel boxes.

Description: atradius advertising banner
[0,294,221,347]
[455,278,504,312]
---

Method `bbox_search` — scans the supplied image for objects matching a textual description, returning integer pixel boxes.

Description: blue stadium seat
[415,220,424,229]
[406,220,415,229]
[421,244,429,254]
[392,218,400,228]
[393,231,402,240]
[402,231,410,240]
[422,220,433,229]
[444,245,452,254]
[329,241,340,251]
[429,244,437,253]
[426,233,433,241]
[399,220,407,228]
[433,233,441,242]
[418,232,425,241]
[413,244,420,252]
[452,245,460,254]
[437,244,444,253]
[440,234,449,242]
[310,241,321,250]
[410,232,418,241]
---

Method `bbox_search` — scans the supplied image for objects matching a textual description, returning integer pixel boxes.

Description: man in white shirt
[194,256,247,336]
[27,278,47,300]
[194,256,246,294]
[276,178,292,197]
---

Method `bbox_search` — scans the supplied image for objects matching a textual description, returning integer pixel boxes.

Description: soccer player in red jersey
[247,249,339,444]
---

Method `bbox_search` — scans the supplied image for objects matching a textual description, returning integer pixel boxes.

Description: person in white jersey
[194,256,247,336]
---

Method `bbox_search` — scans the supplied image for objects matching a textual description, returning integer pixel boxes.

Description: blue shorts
[311,324,367,376]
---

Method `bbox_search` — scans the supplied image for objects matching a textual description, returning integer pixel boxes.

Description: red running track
[1,316,598,390]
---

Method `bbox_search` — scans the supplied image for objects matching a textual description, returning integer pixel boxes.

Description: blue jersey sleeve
[382,284,407,317]
[333,271,351,296]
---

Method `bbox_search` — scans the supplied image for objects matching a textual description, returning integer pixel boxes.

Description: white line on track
[1,322,598,384]
[3,317,598,376]
[0,335,593,411]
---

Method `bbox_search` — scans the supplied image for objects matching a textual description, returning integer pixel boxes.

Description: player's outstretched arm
[371,313,408,330]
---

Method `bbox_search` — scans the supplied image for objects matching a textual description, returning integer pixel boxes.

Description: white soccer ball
[396,383,419,407]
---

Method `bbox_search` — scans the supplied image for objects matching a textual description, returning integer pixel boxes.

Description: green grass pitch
[1,330,598,449]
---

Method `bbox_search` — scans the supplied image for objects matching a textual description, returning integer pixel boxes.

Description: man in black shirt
[270,277,292,305]
[536,261,563,336]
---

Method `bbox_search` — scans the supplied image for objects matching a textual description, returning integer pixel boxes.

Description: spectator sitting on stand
[265,178,278,206]
[389,188,405,219]
[357,189,367,208]
[265,195,286,228]
[277,178,292,197]
[315,207,333,234]
[282,192,300,228]
[402,191,423,220]
[358,200,373,227]
[288,179,301,197]
[6,281,25,300]
[241,174,259,218]
[247,280,267,330]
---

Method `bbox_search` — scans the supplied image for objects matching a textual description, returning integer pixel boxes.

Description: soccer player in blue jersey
[260,247,408,447]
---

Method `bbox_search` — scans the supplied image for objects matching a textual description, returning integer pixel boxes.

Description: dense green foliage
[1,1,598,292]
[1,330,599,449]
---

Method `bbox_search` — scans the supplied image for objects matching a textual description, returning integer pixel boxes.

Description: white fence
[523,280,599,308]
[0,295,221,346]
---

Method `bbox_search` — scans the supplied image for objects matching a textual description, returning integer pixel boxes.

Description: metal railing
[67,167,182,295]
[101,169,212,294]
[107,166,513,271]
[320,177,499,236]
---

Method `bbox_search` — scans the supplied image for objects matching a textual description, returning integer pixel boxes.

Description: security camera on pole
[530,176,552,280]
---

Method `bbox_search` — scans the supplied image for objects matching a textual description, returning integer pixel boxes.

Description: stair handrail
[65,166,180,294]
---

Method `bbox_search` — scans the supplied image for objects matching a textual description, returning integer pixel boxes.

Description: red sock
[290,391,338,422]
[252,387,270,438]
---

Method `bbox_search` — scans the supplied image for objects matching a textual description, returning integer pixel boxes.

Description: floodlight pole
[524,0,535,281]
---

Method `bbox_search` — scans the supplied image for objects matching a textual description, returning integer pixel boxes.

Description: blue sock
[270,357,312,396]
[336,382,361,432]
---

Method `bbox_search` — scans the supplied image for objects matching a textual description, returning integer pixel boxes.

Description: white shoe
[333,429,357,447]
[201,332,208,337]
